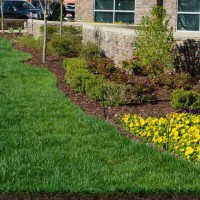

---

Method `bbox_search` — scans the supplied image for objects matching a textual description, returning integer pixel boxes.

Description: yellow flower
[185,147,194,156]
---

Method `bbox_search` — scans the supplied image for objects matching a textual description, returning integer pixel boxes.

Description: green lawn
[0,37,200,196]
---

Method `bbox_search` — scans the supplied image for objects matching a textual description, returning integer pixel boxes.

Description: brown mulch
[9,33,176,139]
[0,33,199,200]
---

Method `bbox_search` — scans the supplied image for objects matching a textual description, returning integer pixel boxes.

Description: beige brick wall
[134,0,156,24]
[75,0,94,22]
[164,0,177,31]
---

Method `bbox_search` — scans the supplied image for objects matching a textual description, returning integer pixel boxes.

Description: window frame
[176,0,200,32]
[94,0,135,24]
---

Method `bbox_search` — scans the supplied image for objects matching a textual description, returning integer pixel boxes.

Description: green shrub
[40,25,58,40]
[62,25,82,35]
[17,34,43,51]
[64,58,129,105]
[80,42,101,61]
[40,25,82,40]
[101,82,130,106]
[48,34,81,56]
[134,6,176,76]
[171,89,200,110]
[64,58,92,91]
[131,83,157,104]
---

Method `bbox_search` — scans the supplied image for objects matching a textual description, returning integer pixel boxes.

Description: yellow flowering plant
[121,113,200,162]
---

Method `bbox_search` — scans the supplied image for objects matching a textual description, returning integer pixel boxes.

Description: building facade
[75,0,200,32]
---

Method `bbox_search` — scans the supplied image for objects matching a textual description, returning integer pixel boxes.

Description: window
[177,0,200,31]
[94,0,135,23]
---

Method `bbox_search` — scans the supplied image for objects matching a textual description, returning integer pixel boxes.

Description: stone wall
[27,20,200,68]
[82,24,137,67]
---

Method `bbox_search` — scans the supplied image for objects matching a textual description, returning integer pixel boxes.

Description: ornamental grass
[121,113,200,162]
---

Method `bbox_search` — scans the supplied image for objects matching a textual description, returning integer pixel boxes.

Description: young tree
[42,0,47,63]
[0,0,4,34]
[59,0,63,35]
[134,6,176,76]
[157,0,163,6]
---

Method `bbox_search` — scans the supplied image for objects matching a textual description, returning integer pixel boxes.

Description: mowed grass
[0,38,200,196]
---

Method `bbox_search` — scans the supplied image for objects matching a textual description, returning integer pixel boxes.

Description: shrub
[88,57,116,80]
[175,39,200,77]
[40,25,82,40]
[131,83,157,103]
[134,6,176,76]
[121,113,200,162]
[40,25,59,40]
[17,34,43,51]
[80,42,101,61]
[152,73,192,90]
[48,34,81,56]
[64,58,129,105]
[171,89,200,110]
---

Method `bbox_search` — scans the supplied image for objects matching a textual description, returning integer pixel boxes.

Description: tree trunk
[0,0,4,34]
[157,0,163,6]
[59,0,63,35]
[42,0,47,63]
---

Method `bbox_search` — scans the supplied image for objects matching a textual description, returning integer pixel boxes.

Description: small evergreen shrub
[80,42,101,61]
[40,25,82,40]
[131,83,157,103]
[171,89,200,110]
[64,58,129,105]
[40,25,58,40]
[17,34,43,51]
[48,34,81,56]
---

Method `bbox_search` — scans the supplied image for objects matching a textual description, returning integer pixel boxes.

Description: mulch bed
[0,33,199,200]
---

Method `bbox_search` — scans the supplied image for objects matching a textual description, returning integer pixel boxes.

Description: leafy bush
[80,42,101,61]
[64,58,129,105]
[153,73,192,90]
[131,83,157,103]
[40,25,59,40]
[175,39,200,77]
[48,34,81,56]
[17,34,43,51]
[121,113,200,162]
[134,6,176,76]
[40,25,82,40]
[171,89,200,110]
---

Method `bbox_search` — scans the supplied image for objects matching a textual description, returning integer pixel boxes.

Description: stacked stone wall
[82,25,137,67]
[27,20,200,68]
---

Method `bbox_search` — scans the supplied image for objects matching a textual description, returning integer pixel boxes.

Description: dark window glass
[3,2,13,10]
[95,12,113,23]
[177,14,199,31]
[115,0,135,10]
[178,0,200,12]
[95,0,113,10]
[115,12,134,23]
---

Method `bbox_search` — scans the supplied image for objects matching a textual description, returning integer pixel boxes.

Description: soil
[0,33,199,200]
